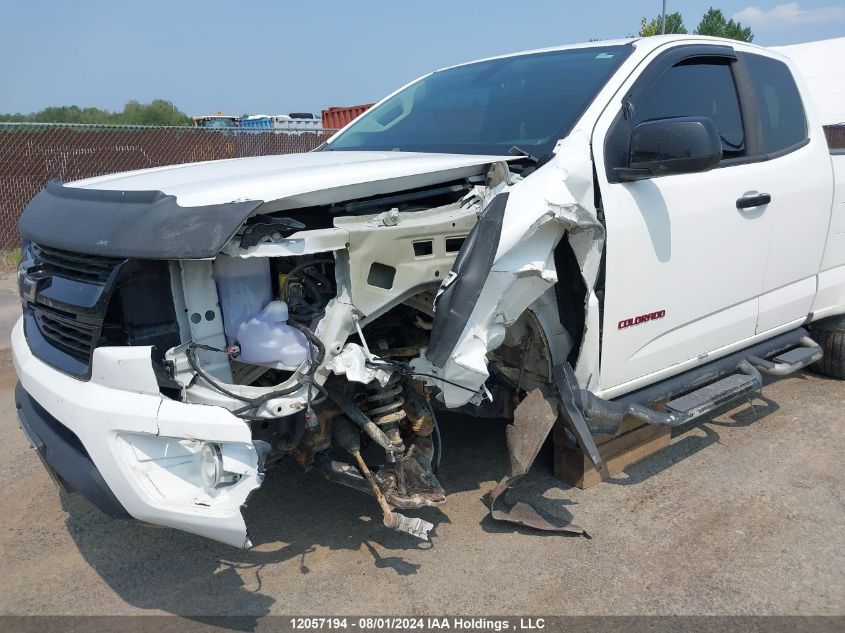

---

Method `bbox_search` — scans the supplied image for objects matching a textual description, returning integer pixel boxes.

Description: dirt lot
[0,352,842,621]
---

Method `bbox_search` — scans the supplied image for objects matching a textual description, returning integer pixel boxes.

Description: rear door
[738,51,833,333]
[594,44,773,393]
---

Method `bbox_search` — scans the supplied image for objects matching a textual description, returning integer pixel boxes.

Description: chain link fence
[0,122,339,251]
[4,121,843,255]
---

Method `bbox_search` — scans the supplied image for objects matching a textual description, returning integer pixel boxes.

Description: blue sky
[2,0,843,117]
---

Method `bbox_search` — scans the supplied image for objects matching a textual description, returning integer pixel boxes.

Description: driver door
[593,46,772,393]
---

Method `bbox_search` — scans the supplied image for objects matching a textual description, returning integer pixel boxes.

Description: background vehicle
[13,36,845,548]
[192,113,240,128]
[240,114,323,132]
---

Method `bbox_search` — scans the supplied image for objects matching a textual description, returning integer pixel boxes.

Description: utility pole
[661,0,667,34]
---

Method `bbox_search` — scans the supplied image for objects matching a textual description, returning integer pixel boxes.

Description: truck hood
[67,151,508,208]
[20,151,506,259]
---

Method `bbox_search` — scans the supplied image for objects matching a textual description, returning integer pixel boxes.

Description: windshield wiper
[508,145,555,171]
[508,145,539,163]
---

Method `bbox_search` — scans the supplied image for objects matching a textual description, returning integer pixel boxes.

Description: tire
[810,323,845,379]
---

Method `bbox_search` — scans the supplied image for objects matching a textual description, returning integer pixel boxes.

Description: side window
[743,53,808,154]
[634,60,745,157]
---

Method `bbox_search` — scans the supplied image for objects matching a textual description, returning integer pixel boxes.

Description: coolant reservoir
[214,256,272,342]
[236,301,309,370]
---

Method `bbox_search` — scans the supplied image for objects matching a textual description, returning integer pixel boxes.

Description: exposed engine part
[333,417,434,541]
[236,300,310,370]
[183,324,328,422]
[279,258,335,325]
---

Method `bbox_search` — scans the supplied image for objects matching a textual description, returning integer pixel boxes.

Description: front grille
[33,243,123,284]
[22,246,178,380]
[33,306,98,364]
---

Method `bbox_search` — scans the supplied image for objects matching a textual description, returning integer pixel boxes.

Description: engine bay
[147,168,531,540]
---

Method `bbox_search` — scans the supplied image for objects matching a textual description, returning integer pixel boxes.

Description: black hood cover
[19,180,264,259]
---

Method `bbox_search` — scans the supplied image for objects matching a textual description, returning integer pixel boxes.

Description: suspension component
[332,417,433,541]
[364,374,407,426]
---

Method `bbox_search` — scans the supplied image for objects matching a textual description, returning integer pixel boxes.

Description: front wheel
[809,318,845,380]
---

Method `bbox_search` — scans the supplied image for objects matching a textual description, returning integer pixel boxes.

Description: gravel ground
[0,358,842,621]
[0,272,18,349]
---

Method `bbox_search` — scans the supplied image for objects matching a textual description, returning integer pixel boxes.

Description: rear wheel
[809,318,845,380]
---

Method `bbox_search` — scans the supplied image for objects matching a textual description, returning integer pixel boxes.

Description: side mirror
[615,116,722,182]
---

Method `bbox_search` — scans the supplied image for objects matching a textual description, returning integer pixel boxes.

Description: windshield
[324,44,631,156]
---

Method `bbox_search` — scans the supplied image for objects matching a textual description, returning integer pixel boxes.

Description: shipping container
[321,104,374,130]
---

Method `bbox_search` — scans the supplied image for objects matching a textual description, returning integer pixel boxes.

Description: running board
[747,336,822,376]
[665,367,761,419]
[620,361,763,428]
[580,328,823,430]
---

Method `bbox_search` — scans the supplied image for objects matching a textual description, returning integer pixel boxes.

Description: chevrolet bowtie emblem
[21,270,48,303]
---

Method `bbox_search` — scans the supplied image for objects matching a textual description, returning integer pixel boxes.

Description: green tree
[120,99,192,126]
[639,11,687,36]
[694,7,754,41]
[0,100,193,125]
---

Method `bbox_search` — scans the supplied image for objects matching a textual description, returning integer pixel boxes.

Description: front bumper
[12,318,261,548]
[16,383,131,519]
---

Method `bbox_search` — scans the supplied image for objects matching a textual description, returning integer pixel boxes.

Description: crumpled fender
[413,131,605,407]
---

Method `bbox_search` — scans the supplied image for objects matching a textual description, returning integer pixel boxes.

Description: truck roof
[437,34,772,72]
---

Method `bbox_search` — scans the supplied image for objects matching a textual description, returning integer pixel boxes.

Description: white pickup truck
[13,35,845,547]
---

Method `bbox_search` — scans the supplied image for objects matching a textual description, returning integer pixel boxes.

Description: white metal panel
[747,136,832,333]
[598,165,769,390]
[758,276,817,334]
[64,151,509,208]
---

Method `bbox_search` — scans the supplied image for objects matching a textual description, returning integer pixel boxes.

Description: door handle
[736,193,771,210]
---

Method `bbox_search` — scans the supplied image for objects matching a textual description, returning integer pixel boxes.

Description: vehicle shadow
[602,390,781,486]
[59,388,783,624]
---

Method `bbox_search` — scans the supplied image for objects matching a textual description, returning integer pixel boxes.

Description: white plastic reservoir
[214,256,272,342]
[236,301,309,370]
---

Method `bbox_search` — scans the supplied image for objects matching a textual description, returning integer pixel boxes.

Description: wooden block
[553,419,670,489]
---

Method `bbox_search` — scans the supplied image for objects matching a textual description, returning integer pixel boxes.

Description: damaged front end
[16,131,606,547]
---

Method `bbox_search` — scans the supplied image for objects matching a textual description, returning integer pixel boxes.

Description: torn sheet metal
[414,130,606,407]
[488,388,586,535]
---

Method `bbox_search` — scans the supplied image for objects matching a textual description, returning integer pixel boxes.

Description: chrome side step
[747,336,822,376]
[665,369,761,419]
[577,328,823,431]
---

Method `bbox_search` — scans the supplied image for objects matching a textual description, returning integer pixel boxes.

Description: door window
[633,60,746,157]
[742,53,808,154]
